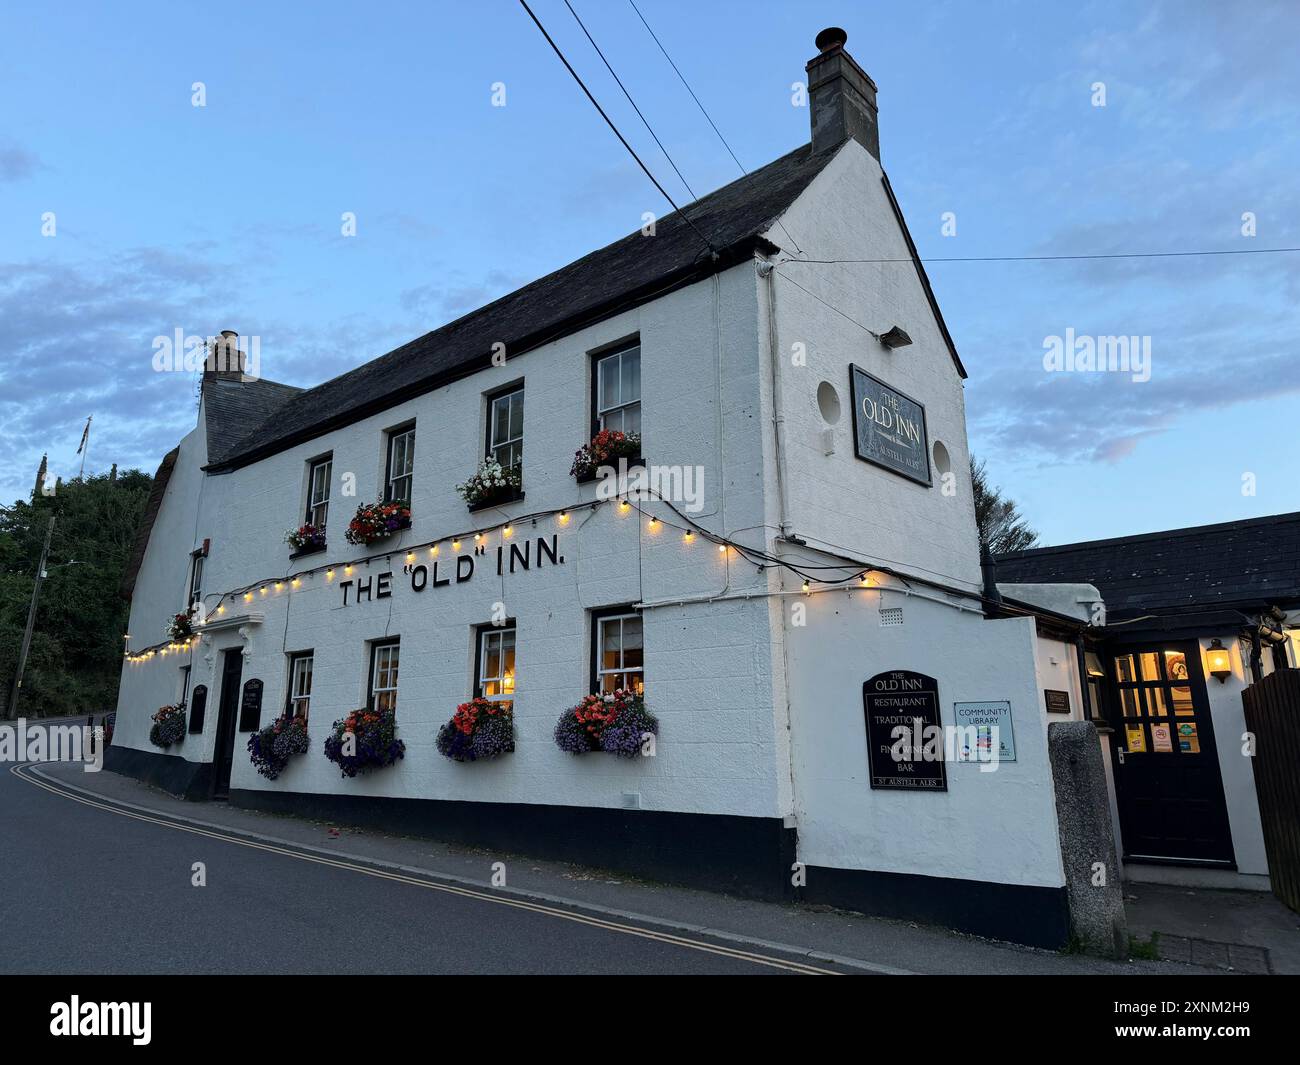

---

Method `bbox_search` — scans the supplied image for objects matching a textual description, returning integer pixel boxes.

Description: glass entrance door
[1109,642,1234,864]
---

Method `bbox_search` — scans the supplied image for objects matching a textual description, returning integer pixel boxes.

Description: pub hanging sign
[849,365,931,486]
[862,670,947,791]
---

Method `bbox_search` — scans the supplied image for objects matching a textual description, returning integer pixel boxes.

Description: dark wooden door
[212,650,242,799]
[1109,642,1234,864]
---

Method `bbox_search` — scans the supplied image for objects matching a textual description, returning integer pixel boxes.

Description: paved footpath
[3,757,1205,975]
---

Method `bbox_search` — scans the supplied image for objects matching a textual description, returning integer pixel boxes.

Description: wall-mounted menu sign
[238,678,263,733]
[188,685,207,735]
[862,670,947,791]
[849,365,931,486]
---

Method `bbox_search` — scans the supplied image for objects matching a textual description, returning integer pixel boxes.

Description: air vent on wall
[880,607,904,627]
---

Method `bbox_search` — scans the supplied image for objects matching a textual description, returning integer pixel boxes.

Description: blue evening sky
[2,0,1296,544]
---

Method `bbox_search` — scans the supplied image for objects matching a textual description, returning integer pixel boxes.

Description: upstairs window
[593,609,644,695]
[288,652,313,722]
[595,343,641,436]
[188,550,204,609]
[369,640,400,712]
[306,455,332,529]
[386,425,415,503]
[488,387,524,473]
[475,622,517,710]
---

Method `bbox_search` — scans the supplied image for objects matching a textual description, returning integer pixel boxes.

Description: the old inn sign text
[862,670,948,791]
[849,365,931,485]
[337,534,564,606]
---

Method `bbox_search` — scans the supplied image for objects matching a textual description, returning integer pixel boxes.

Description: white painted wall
[780,567,1068,889]
[761,140,982,592]
[115,420,208,758]
[117,262,797,818]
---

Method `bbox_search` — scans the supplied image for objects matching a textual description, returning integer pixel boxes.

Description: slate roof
[206,142,843,471]
[994,512,1300,618]
[201,376,303,466]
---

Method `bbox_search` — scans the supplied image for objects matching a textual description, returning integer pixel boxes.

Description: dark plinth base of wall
[232,788,796,902]
[103,744,212,801]
[236,790,790,899]
[801,866,1071,949]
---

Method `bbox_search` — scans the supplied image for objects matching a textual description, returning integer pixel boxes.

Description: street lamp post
[6,513,56,721]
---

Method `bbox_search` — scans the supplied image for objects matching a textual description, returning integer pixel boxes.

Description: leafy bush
[553,689,656,757]
[323,707,405,778]
[247,716,310,779]
[435,697,515,762]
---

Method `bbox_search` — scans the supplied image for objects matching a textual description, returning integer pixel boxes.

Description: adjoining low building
[112,28,1115,949]
[997,511,1300,892]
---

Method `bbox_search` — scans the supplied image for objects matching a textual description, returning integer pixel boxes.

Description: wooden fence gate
[1242,668,1300,913]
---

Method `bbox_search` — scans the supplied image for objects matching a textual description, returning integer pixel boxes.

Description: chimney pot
[815,26,847,52]
[806,28,880,160]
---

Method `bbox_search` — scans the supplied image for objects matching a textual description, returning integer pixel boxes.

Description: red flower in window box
[344,500,411,546]
[570,430,641,480]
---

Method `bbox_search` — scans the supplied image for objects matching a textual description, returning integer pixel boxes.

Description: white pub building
[113,29,1138,950]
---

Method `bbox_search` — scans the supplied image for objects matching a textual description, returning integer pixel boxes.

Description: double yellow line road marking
[12,763,839,975]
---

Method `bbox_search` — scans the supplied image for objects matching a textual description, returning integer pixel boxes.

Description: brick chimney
[806,27,880,160]
[204,330,246,381]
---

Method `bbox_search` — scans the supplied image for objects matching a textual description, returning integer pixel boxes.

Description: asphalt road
[0,763,836,975]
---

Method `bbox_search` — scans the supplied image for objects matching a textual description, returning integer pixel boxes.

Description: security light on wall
[871,326,913,350]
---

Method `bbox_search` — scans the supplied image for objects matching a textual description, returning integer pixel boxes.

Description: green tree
[970,457,1039,555]
[1,469,152,718]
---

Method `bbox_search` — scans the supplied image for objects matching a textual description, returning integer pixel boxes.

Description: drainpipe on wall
[758,259,794,540]
[979,541,1002,618]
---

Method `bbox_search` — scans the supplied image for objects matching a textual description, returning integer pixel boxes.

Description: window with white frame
[188,551,203,608]
[476,623,517,708]
[288,652,313,722]
[369,640,399,712]
[488,387,524,472]
[596,344,641,436]
[594,611,644,694]
[386,426,415,503]
[306,456,332,529]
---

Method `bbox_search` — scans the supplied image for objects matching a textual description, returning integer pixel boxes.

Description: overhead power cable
[626,0,745,175]
[563,0,696,201]
[517,0,719,258]
[780,246,1300,265]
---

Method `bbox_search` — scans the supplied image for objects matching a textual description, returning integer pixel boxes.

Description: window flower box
[345,501,411,546]
[457,458,522,511]
[149,703,187,749]
[571,430,642,483]
[323,707,405,778]
[553,689,657,757]
[166,608,196,642]
[436,697,515,762]
[285,523,327,557]
[247,715,310,780]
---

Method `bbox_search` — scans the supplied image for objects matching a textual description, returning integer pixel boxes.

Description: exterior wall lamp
[1205,638,1232,683]
[870,326,913,350]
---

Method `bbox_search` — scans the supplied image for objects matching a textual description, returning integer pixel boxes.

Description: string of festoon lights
[123,489,889,663]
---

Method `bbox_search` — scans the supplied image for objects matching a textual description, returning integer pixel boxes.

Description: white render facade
[112,32,1100,948]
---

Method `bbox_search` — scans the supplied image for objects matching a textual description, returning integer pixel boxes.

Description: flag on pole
[76,415,92,454]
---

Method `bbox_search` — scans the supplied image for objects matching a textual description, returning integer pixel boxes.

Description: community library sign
[336,534,565,606]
